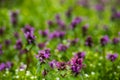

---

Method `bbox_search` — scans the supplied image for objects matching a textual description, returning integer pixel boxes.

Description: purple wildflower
[70,17,82,29]
[39,29,49,37]
[66,7,72,18]
[95,4,104,11]
[0,44,3,55]
[69,38,79,45]
[75,52,86,59]
[0,27,5,36]
[42,69,48,76]
[0,63,6,71]
[22,24,34,34]
[49,60,56,69]
[14,32,19,39]
[36,49,50,63]
[4,39,11,47]
[82,24,89,36]
[6,62,13,69]
[100,35,109,46]
[85,36,93,47]
[56,62,66,70]
[47,20,54,27]
[15,39,23,50]
[24,32,35,44]
[57,44,68,52]
[112,37,119,45]
[10,11,18,26]
[38,42,46,49]
[107,53,118,62]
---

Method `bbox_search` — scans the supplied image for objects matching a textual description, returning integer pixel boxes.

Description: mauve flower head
[22,24,34,34]
[100,35,109,46]
[19,49,28,54]
[39,29,49,37]
[47,20,54,26]
[42,69,48,76]
[49,60,56,69]
[75,52,86,59]
[58,31,66,39]
[49,31,66,39]
[57,20,66,30]
[56,62,66,70]
[55,14,61,21]
[85,36,93,47]
[78,0,89,7]
[70,57,83,75]
[24,32,35,44]
[107,53,118,62]
[14,32,19,39]
[66,7,72,18]
[95,4,104,11]
[36,49,50,63]
[15,39,23,50]
[69,38,79,45]
[111,8,120,20]
[57,44,68,52]
[19,64,27,70]
[6,61,13,69]
[4,39,11,47]
[112,37,119,45]
[0,63,6,71]
[70,17,82,29]
[82,24,89,36]
[0,44,3,55]
[10,11,19,26]
[38,42,46,49]
[0,27,5,36]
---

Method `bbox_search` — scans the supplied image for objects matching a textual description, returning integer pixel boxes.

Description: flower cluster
[0,62,13,71]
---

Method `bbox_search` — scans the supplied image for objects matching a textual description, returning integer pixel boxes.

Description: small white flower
[30,76,34,79]
[26,71,31,76]
[117,66,120,69]
[91,72,95,75]
[46,41,49,45]
[3,74,6,76]
[63,40,67,44]
[6,70,9,74]
[56,77,60,80]
[114,72,116,75]
[16,75,19,79]
[85,74,89,77]
[98,63,101,66]
[99,56,103,60]
[42,78,45,80]
[54,49,58,53]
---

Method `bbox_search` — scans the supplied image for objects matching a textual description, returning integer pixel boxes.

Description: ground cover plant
[0,0,120,80]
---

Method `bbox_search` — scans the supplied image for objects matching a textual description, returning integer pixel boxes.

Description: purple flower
[49,60,56,69]
[14,32,19,39]
[0,27,5,36]
[69,38,79,45]
[49,31,65,39]
[100,35,109,46]
[10,11,18,26]
[58,31,66,39]
[75,52,86,59]
[57,44,68,52]
[6,62,13,69]
[15,39,23,50]
[111,8,120,20]
[0,63,6,71]
[95,4,104,11]
[4,39,11,47]
[0,44,3,55]
[38,43,46,49]
[112,38,119,45]
[82,24,89,36]
[56,62,66,70]
[85,36,93,47]
[24,32,35,44]
[22,24,34,34]
[39,29,49,37]
[107,53,118,62]
[47,20,54,26]
[36,49,50,63]
[66,7,72,18]
[19,49,28,54]
[42,69,48,76]
[70,17,82,29]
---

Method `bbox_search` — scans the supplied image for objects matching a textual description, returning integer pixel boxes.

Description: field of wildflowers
[0,0,120,80]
